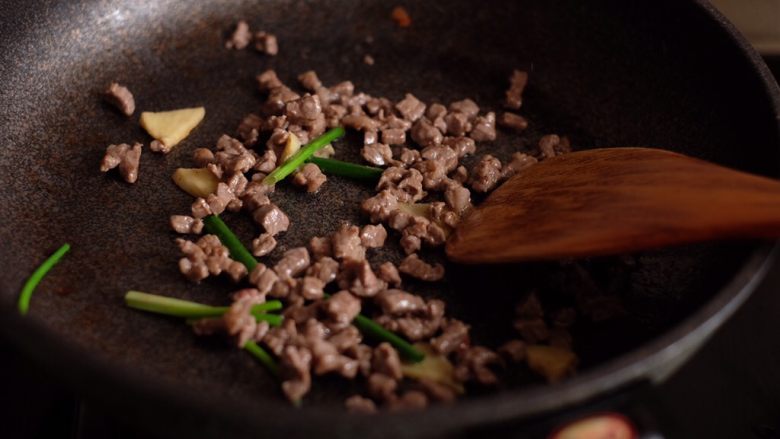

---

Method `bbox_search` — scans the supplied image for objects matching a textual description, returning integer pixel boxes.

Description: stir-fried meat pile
[100,21,624,413]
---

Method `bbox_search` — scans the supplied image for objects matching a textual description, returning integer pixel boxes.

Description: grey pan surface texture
[0,0,779,438]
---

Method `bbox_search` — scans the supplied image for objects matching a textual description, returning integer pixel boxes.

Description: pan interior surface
[0,0,778,436]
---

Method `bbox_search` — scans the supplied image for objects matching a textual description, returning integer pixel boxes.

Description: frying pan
[0,0,778,437]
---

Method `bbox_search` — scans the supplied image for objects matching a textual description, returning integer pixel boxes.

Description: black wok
[0,0,778,437]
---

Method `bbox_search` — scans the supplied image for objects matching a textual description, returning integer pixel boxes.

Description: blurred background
[2,3,779,439]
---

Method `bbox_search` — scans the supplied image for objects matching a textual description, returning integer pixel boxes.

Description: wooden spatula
[445,147,780,263]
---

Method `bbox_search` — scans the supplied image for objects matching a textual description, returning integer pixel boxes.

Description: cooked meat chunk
[417,379,457,403]
[367,372,397,401]
[298,70,322,91]
[498,340,527,363]
[285,94,324,132]
[256,69,283,92]
[469,112,496,142]
[100,142,142,184]
[442,136,476,158]
[360,224,387,248]
[399,234,421,255]
[426,103,447,120]
[328,326,362,352]
[505,69,528,110]
[253,203,290,236]
[322,290,361,328]
[177,235,247,283]
[309,236,333,260]
[395,93,426,122]
[443,111,471,136]
[214,135,256,175]
[253,149,277,174]
[363,54,375,66]
[430,319,470,355]
[248,263,279,294]
[251,233,277,257]
[170,215,204,234]
[421,144,459,172]
[381,128,406,145]
[225,20,252,50]
[280,346,312,402]
[237,113,263,145]
[254,31,278,55]
[375,289,426,316]
[469,154,502,193]
[242,180,274,210]
[306,256,339,284]
[502,152,538,178]
[345,395,377,414]
[454,346,503,386]
[398,254,445,281]
[190,197,212,219]
[361,142,393,166]
[396,147,421,166]
[332,224,366,261]
[376,262,402,287]
[342,114,380,132]
[338,259,387,297]
[192,148,215,166]
[448,99,480,119]
[274,247,311,280]
[498,112,528,132]
[224,288,268,347]
[205,182,238,216]
[299,276,326,300]
[411,119,443,147]
[361,190,399,223]
[292,163,327,193]
[538,134,571,159]
[451,165,469,184]
[265,87,300,116]
[372,343,403,380]
[104,82,135,116]
[377,167,426,203]
[444,182,471,213]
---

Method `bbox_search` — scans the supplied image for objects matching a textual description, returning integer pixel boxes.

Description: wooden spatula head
[446,148,780,264]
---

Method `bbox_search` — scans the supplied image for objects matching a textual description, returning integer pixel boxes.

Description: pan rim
[1,0,779,436]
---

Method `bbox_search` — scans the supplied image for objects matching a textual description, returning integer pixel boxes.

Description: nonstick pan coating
[0,0,779,437]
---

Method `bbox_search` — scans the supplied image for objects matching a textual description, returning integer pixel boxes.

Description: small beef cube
[253,203,290,236]
[322,290,362,327]
[391,5,412,28]
[342,114,381,132]
[421,144,458,172]
[292,163,327,193]
[274,247,311,280]
[375,289,426,316]
[256,69,283,92]
[505,69,528,110]
[225,20,251,50]
[400,234,421,255]
[306,256,339,284]
[252,233,277,257]
[364,130,378,145]
[249,264,279,294]
[498,112,528,132]
[502,152,538,178]
[254,31,278,55]
[538,134,571,159]
[396,147,421,166]
[381,128,406,145]
[361,143,393,166]
[442,136,476,158]
[100,142,142,183]
[170,215,204,234]
[448,99,480,119]
[389,391,429,411]
[426,103,447,120]
[298,70,322,91]
[411,119,443,147]
[376,262,402,287]
[345,395,377,414]
[190,197,211,219]
[384,114,413,131]
[444,111,471,136]
[360,224,387,248]
[417,379,457,403]
[451,165,468,184]
[280,346,312,402]
[104,82,135,116]
[332,224,366,261]
[309,236,333,259]
[469,112,496,142]
[372,343,403,380]
[431,319,470,355]
[469,154,502,193]
[361,190,399,223]
[444,182,471,213]
[367,373,398,401]
[398,254,445,281]
[395,93,426,122]
[299,276,326,300]
[338,259,387,297]
[454,346,503,386]
[193,147,215,166]
[363,54,375,66]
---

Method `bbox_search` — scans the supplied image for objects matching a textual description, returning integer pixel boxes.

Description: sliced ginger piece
[140,107,205,153]
[172,167,218,198]
[279,132,302,163]
[401,344,464,393]
[313,143,335,158]
[526,345,578,384]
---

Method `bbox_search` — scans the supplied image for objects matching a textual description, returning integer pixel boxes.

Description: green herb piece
[18,243,71,315]
[251,312,284,326]
[263,127,346,185]
[244,341,280,377]
[353,314,425,363]
[125,290,282,320]
[306,156,383,183]
[202,215,258,271]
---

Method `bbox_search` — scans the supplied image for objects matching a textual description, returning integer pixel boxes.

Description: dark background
[2,57,779,439]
